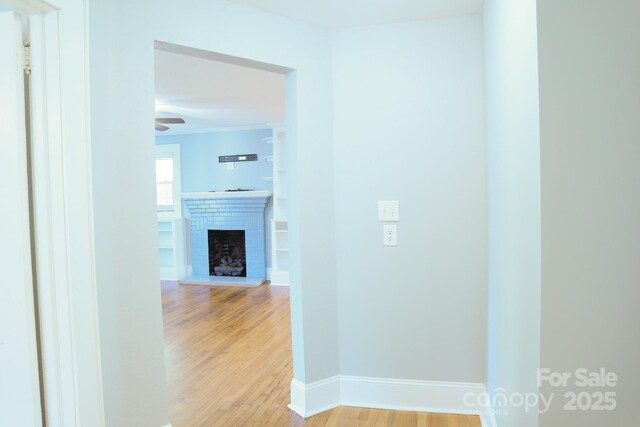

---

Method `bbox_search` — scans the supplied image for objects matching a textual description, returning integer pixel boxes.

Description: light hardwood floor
[162,281,481,427]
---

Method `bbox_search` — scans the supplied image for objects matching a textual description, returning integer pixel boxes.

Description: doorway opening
[153,42,295,425]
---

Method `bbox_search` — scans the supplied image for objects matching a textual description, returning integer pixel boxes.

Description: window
[156,158,174,210]
[156,144,181,218]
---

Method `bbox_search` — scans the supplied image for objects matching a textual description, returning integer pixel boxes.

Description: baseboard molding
[269,270,289,286]
[289,375,496,426]
[288,376,341,417]
[480,401,498,427]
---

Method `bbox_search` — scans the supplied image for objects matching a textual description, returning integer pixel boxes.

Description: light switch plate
[226,162,235,170]
[383,224,397,246]
[378,200,399,221]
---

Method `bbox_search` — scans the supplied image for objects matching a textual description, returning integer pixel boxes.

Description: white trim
[1,0,56,14]
[289,376,494,426]
[155,124,272,136]
[340,376,487,417]
[269,270,290,286]
[180,190,272,200]
[481,404,498,427]
[288,377,341,418]
[28,12,76,426]
[0,11,42,426]
[26,1,105,426]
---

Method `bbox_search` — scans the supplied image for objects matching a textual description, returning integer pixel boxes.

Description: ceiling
[225,0,484,29]
[154,49,285,135]
[154,1,483,135]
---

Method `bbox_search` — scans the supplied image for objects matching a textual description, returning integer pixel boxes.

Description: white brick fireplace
[180,191,271,286]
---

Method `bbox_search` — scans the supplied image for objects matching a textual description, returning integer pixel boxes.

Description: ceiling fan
[155,117,185,132]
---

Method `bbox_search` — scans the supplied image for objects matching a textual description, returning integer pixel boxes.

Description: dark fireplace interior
[208,230,246,277]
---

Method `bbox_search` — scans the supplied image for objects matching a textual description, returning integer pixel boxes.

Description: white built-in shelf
[157,218,186,281]
[270,128,289,286]
[262,137,274,144]
[263,155,274,162]
[262,177,274,182]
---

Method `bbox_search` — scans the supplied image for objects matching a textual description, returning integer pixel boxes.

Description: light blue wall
[156,128,273,192]
[156,128,274,269]
[332,17,487,384]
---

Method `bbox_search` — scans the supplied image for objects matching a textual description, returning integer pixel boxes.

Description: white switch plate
[227,162,235,170]
[383,224,397,246]
[378,200,399,221]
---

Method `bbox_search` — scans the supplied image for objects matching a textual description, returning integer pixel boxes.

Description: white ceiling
[154,49,285,135]
[225,0,484,29]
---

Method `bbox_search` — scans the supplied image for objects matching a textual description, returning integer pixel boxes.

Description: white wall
[88,0,339,424]
[537,1,640,426]
[483,1,541,426]
[332,16,487,383]
[89,0,169,425]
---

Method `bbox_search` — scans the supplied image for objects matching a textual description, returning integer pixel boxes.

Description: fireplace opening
[208,230,246,277]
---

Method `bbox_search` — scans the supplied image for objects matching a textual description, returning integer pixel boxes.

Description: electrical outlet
[378,200,399,221]
[383,224,397,246]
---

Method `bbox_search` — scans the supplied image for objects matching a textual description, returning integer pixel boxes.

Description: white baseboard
[270,270,289,286]
[480,401,498,427]
[288,376,340,417]
[289,375,496,426]
[159,267,178,281]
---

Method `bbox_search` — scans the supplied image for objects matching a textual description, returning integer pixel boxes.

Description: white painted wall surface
[483,1,541,426]
[332,17,487,383]
[537,1,640,426]
[89,0,169,425]
[88,0,338,424]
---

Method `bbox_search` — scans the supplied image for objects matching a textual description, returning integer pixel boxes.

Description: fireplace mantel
[180,191,271,200]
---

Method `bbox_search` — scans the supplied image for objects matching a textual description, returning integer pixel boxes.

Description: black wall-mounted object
[219,154,258,163]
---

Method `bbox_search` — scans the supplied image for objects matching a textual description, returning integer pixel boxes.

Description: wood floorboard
[161,281,481,427]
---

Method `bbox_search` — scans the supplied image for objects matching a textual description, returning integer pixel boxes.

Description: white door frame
[3,0,105,426]
[0,10,41,426]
